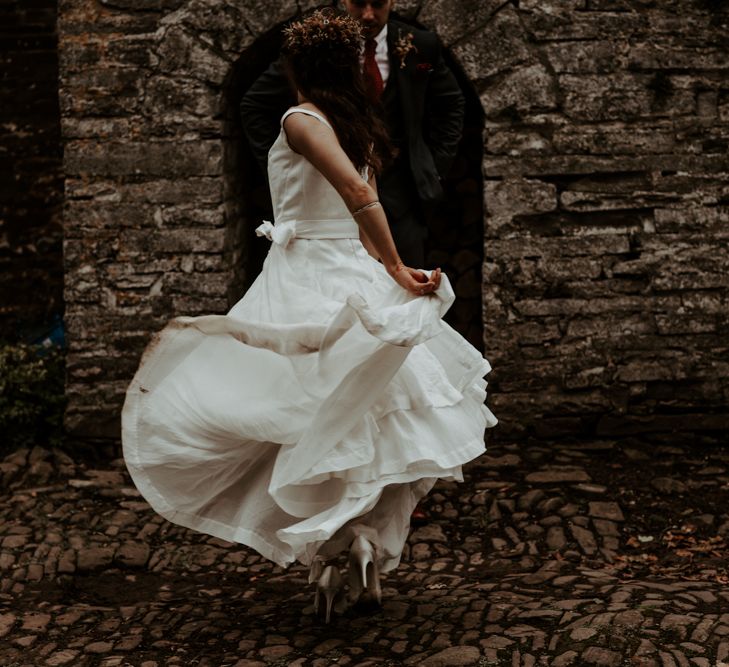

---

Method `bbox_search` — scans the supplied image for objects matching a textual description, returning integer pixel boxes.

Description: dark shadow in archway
[223,13,485,355]
[424,44,485,352]
[0,2,64,343]
[386,11,485,351]
[221,23,284,305]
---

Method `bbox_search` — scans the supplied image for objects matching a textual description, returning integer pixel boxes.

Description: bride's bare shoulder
[283,105,332,127]
[282,106,336,152]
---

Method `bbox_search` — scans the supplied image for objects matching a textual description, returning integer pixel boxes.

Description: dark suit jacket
[240,19,465,207]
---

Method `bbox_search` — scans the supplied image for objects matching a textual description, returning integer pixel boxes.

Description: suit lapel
[383,23,399,98]
[387,20,421,135]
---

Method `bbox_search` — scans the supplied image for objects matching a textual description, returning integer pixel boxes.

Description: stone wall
[60,0,320,437]
[466,0,729,441]
[58,0,729,441]
[0,0,64,340]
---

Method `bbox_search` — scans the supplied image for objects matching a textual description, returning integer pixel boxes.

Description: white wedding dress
[122,107,497,573]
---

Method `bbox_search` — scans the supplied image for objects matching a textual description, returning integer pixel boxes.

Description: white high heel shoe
[308,554,327,584]
[313,564,345,624]
[347,534,382,605]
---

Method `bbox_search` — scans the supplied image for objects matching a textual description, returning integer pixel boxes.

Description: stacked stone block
[57,0,729,441]
[463,0,729,440]
[60,0,321,437]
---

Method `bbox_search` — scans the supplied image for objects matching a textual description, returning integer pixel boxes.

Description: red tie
[363,37,384,101]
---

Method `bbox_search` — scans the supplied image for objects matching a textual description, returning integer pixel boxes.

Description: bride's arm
[283,113,440,296]
[359,168,379,260]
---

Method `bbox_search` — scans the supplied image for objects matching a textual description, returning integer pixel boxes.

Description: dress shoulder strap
[280,107,334,130]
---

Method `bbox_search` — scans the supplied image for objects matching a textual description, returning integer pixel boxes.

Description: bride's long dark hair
[282,8,393,174]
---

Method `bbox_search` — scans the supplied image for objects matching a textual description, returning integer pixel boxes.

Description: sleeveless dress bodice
[259,108,364,244]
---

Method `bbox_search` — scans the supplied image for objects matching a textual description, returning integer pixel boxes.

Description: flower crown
[282,8,363,58]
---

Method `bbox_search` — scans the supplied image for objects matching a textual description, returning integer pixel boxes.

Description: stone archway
[225,3,490,353]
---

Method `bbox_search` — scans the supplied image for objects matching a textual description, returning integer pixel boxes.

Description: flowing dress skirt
[122,236,497,572]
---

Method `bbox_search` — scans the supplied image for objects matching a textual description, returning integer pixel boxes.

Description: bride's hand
[390,263,441,296]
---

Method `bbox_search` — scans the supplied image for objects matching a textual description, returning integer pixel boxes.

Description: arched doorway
[224,9,486,353]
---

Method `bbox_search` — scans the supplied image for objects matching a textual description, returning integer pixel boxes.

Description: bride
[122,8,497,623]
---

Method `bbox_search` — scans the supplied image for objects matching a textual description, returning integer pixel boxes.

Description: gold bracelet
[352,200,381,217]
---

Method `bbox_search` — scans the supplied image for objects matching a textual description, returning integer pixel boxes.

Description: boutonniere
[416,62,433,72]
[393,29,418,69]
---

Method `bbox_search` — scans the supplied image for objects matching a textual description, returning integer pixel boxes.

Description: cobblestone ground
[1,437,729,667]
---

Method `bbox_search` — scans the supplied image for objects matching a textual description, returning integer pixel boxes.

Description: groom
[240,0,465,268]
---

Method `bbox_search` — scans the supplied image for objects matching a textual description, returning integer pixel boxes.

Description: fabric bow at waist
[255,218,359,247]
